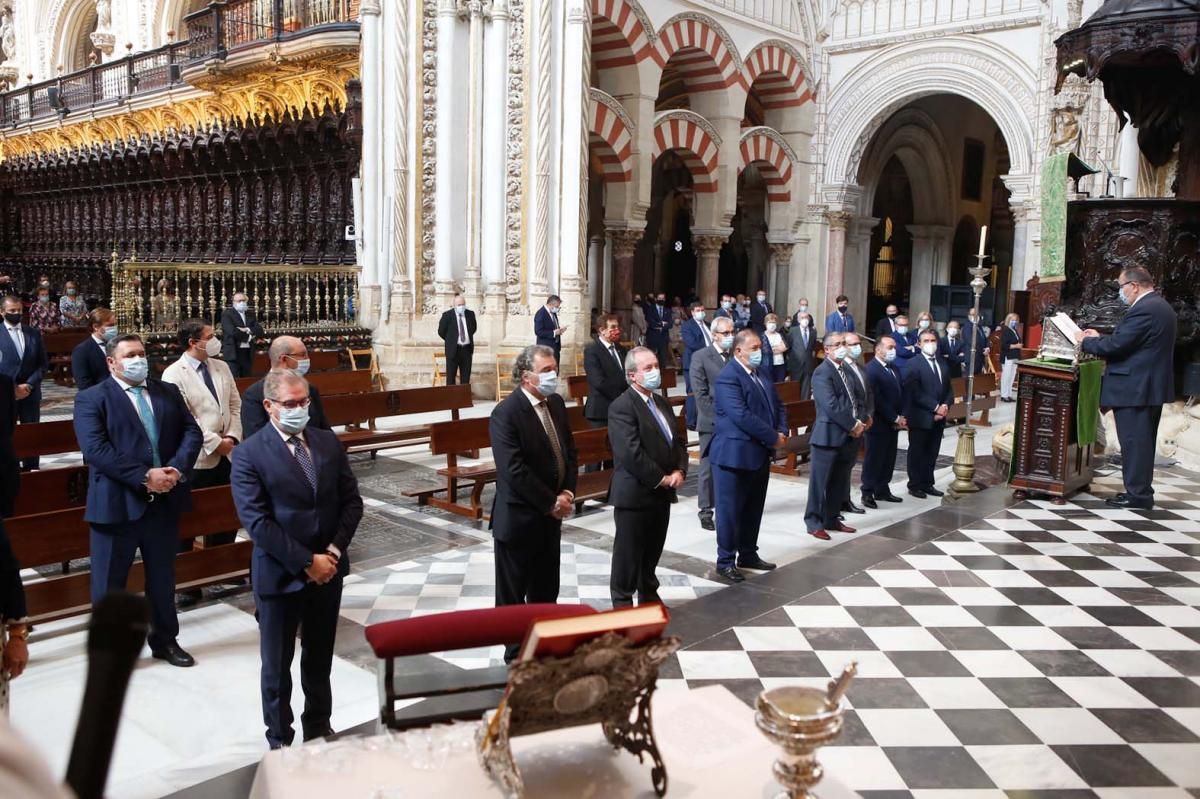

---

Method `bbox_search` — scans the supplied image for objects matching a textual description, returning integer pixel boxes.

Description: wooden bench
[324,384,475,456]
[660,368,686,407]
[772,399,817,476]
[235,367,373,396]
[251,349,340,376]
[42,328,90,386]
[775,380,802,404]
[7,485,249,622]
[13,420,79,463]
[947,372,998,427]
[572,427,613,512]
[401,416,495,519]
[10,465,89,516]
[566,374,590,406]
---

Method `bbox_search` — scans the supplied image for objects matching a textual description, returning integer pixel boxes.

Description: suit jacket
[786,324,819,377]
[938,334,968,378]
[708,361,786,470]
[71,335,110,392]
[893,330,920,366]
[690,345,730,434]
[749,301,773,333]
[844,360,873,422]
[810,359,859,448]
[874,316,900,340]
[437,309,478,357]
[825,311,856,334]
[161,355,243,469]
[241,379,330,439]
[0,374,16,517]
[1081,291,1177,407]
[903,354,953,430]
[220,307,264,361]
[866,358,904,433]
[74,377,203,525]
[963,321,989,363]
[231,425,363,597]
[0,324,47,395]
[488,389,578,543]
[583,338,627,422]
[644,303,671,347]
[534,306,562,349]
[680,317,711,371]
[999,324,1023,363]
[607,388,689,509]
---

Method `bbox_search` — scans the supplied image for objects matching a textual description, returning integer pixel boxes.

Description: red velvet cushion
[365,603,598,659]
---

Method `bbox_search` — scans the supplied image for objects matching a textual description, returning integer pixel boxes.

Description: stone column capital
[826,210,853,231]
[693,233,728,256]
[768,241,795,262]
[359,0,382,15]
[608,228,643,258]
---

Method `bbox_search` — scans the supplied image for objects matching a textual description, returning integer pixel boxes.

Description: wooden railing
[184,0,360,62]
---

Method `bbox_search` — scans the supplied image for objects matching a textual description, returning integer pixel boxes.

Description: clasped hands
[659,470,685,490]
[933,404,949,422]
[551,491,574,520]
[14,383,31,400]
[145,466,182,493]
[305,553,338,584]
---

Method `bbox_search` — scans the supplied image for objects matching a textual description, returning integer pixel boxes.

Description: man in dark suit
[1076,267,1177,509]
[839,332,872,515]
[73,334,203,667]
[231,369,363,749]
[607,347,688,607]
[533,294,565,364]
[862,335,906,508]
[963,310,990,373]
[643,292,672,369]
[749,289,773,334]
[708,329,785,581]
[892,314,920,367]
[938,320,968,379]
[680,301,713,429]
[903,330,953,498]
[220,292,264,378]
[489,344,577,660]
[1,295,48,470]
[437,294,477,386]
[874,303,900,340]
[72,308,118,392]
[584,314,626,428]
[690,316,734,532]
[242,336,331,438]
[786,312,820,399]
[824,294,856,334]
[805,332,865,540]
[714,295,736,325]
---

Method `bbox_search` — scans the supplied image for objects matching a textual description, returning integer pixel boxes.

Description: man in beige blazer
[162,319,243,583]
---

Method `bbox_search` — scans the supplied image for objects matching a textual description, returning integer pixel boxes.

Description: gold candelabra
[948,253,992,497]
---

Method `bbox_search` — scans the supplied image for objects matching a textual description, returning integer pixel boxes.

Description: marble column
[433,0,458,301]
[907,224,954,315]
[693,233,726,309]
[825,211,851,311]
[462,0,485,303]
[587,235,605,313]
[768,242,795,311]
[357,0,384,323]
[652,241,665,295]
[609,228,642,330]
[387,0,414,317]
[480,0,510,312]
[1010,205,1031,289]
[557,0,589,304]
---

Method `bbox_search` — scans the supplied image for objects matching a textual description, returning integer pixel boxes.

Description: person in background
[903,329,952,499]
[691,316,734,533]
[733,294,751,331]
[151,278,179,331]
[680,301,713,430]
[242,336,330,438]
[839,333,872,516]
[221,292,264,378]
[26,284,59,332]
[668,298,686,365]
[874,303,901,340]
[892,313,919,366]
[0,370,30,711]
[825,294,855,334]
[791,297,813,329]
[0,296,47,471]
[786,311,820,399]
[862,335,906,509]
[437,294,477,386]
[58,281,88,327]
[805,331,863,541]
[72,308,118,392]
[963,308,990,371]
[939,319,968,379]
[630,294,647,346]
[534,294,566,365]
[749,289,773,334]
[761,313,788,383]
[914,310,935,338]
[607,347,688,607]
[583,314,626,472]
[714,295,736,326]
[999,312,1023,401]
[643,292,672,370]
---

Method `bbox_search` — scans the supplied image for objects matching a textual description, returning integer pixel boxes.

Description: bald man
[241,336,331,438]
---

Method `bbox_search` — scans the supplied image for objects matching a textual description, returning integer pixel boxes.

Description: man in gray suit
[786,311,820,399]
[690,315,735,531]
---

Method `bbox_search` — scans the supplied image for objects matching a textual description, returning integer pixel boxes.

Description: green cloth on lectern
[1040,152,1069,280]
[1075,360,1103,447]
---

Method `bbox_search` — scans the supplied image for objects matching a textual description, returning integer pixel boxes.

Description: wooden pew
[947,372,998,427]
[324,384,475,455]
[235,367,373,396]
[250,349,341,376]
[660,368,686,407]
[13,420,78,463]
[42,328,90,386]
[572,427,613,512]
[7,485,249,622]
[775,380,802,404]
[10,465,89,516]
[401,417,495,520]
[772,399,817,476]
[566,375,590,406]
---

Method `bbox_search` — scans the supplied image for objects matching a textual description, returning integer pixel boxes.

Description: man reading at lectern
[1074,267,1176,510]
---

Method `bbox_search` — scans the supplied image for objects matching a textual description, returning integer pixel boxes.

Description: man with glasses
[241,336,331,438]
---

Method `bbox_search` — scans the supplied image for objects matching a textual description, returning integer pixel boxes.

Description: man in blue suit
[938,320,968,379]
[72,308,118,392]
[862,335,906,508]
[1076,267,1177,509]
[1,296,48,470]
[824,294,855,334]
[643,292,672,369]
[708,330,786,581]
[805,332,865,540]
[73,334,203,667]
[748,289,773,334]
[903,329,953,498]
[231,369,363,748]
[533,294,565,364]
[680,301,713,429]
[892,313,920,367]
[963,310,991,372]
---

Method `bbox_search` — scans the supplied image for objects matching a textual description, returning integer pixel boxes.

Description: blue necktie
[645,396,673,443]
[197,361,219,402]
[129,386,161,467]
[289,436,317,493]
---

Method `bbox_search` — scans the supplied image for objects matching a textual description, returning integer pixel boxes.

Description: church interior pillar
[357,0,384,326]
[609,228,642,330]
[587,235,605,313]
[824,211,851,312]
[907,224,953,316]
[844,217,878,322]
[768,241,795,312]
[480,0,510,312]
[433,0,459,303]
[693,233,726,309]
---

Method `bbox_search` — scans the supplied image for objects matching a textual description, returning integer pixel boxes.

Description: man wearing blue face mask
[805,332,865,540]
[489,344,577,659]
[862,335,906,509]
[241,336,331,438]
[72,307,118,392]
[691,316,735,531]
[74,334,203,668]
[221,292,264,378]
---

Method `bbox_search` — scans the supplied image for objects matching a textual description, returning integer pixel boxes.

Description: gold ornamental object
[755,663,857,799]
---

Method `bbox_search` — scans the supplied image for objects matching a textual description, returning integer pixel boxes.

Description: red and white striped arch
[653,112,720,193]
[744,40,814,110]
[591,0,661,70]
[589,90,634,182]
[655,14,745,93]
[740,128,795,203]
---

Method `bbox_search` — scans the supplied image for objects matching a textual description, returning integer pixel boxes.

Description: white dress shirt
[272,422,341,560]
[112,374,153,419]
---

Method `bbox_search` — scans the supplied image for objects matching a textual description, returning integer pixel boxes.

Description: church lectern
[1008,314,1100,503]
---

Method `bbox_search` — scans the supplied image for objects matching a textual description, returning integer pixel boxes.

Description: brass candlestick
[756,663,857,799]
[949,254,992,497]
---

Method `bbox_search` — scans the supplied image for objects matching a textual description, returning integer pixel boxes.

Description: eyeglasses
[267,398,310,410]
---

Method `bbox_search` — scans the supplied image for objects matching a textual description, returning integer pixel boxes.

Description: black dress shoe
[716,566,745,583]
[1105,495,1152,510]
[878,493,904,503]
[151,642,196,668]
[303,726,335,742]
[738,557,777,571]
[924,487,945,497]
[841,500,866,514]
[175,589,202,608]
[699,515,715,531]
[908,488,927,499]
[861,494,878,509]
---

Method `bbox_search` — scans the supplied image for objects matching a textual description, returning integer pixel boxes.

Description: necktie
[129,386,161,467]
[836,366,859,418]
[750,370,769,398]
[609,345,621,368]
[289,436,317,492]
[536,401,566,486]
[929,357,941,384]
[8,327,22,358]
[802,329,808,347]
[700,321,711,346]
[197,361,219,402]
[551,312,559,337]
[457,313,468,345]
[645,395,673,443]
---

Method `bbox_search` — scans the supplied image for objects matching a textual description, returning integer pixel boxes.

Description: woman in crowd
[58,281,88,327]
[761,313,788,383]
[914,310,936,336]
[999,312,1023,401]
[26,284,59,332]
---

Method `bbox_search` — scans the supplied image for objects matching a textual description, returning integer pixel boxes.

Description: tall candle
[977,225,988,258]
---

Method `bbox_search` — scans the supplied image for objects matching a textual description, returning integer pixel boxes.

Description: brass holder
[755,663,857,799]
[476,633,682,799]
[948,254,991,498]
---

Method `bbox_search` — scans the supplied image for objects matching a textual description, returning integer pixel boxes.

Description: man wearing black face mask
[825,295,856,334]
[644,293,672,370]
[0,296,47,470]
[874,304,900,340]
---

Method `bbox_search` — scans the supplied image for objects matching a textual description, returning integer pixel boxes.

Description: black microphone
[65,592,149,799]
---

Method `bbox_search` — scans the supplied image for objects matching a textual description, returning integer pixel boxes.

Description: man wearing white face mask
[902,330,953,498]
[806,332,865,541]
[680,302,712,430]
[241,336,331,438]
[691,317,735,531]
[786,312,820,399]
[163,319,243,571]
[607,347,688,607]
[74,334,203,668]
[489,345,577,659]
[220,292,264,378]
